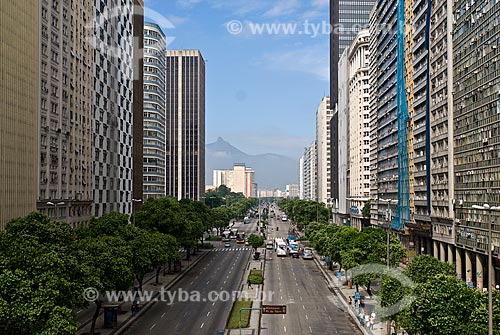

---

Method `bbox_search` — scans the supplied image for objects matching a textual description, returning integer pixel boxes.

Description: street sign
[335,271,341,279]
[354,292,360,300]
[262,305,287,314]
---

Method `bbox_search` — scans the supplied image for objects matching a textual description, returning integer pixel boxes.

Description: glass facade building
[143,23,166,199]
[165,50,205,201]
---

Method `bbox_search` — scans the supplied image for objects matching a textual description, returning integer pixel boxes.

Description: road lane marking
[284,326,287,332]
[302,305,305,310]
[150,323,156,331]
[161,312,166,318]
[206,280,210,285]
[300,296,303,301]
[305,314,309,320]
[212,302,216,306]
[207,312,210,317]
[200,322,205,328]
[282,315,285,319]
[309,326,313,333]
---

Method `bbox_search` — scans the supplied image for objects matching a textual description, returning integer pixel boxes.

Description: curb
[313,254,369,335]
[111,251,210,335]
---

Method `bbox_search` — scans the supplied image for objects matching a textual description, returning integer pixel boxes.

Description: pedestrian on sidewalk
[348,296,353,307]
[369,312,376,330]
[359,313,365,327]
[247,278,253,289]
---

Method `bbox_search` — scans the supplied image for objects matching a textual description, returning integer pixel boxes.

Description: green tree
[75,235,134,335]
[362,200,371,218]
[398,274,481,335]
[247,234,265,250]
[404,254,455,284]
[211,206,234,235]
[0,213,87,335]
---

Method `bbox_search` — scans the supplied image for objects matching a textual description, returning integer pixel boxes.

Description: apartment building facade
[316,97,332,204]
[37,0,94,226]
[92,0,137,217]
[453,0,500,288]
[142,22,166,199]
[300,141,318,201]
[347,30,371,231]
[329,0,375,217]
[0,2,39,230]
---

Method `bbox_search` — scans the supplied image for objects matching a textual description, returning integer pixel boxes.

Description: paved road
[123,220,255,335]
[261,209,362,335]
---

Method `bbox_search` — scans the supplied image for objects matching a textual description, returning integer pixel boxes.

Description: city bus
[275,238,288,257]
[236,231,246,243]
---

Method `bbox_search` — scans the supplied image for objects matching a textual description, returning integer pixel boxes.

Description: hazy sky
[143,0,330,159]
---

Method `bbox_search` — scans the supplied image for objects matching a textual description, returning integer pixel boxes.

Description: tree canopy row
[0,194,257,335]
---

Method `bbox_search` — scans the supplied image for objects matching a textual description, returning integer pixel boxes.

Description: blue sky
[143,0,330,159]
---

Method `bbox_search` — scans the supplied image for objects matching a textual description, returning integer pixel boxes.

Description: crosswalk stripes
[211,247,252,252]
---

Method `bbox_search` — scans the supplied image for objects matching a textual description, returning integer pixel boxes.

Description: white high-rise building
[299,156,305,199]
[337,50,349,225]
[316,97,332,204]
[286,184,299,199]
[300,141,317,201]
[347,30,371,231]
[142,22,166,199]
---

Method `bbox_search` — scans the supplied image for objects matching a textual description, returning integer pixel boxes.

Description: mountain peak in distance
[206,138,298,189]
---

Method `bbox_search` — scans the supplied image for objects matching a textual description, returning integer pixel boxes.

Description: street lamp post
[131,199,142,225]
[47,201,65,220]
[471,203,500,335]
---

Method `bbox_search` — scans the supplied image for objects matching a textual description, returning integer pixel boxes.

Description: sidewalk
[313,254,387,335]
[77,249,209,335]
[226,247,266,335]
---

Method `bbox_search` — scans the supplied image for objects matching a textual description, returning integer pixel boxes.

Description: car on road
[224,242,231,248]
[266,240,274,250]
[303,247,313,260]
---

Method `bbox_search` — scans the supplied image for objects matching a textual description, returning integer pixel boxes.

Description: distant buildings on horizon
[212,164,254,198]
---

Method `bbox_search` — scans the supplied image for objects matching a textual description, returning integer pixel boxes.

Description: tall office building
[347,30,371,231]
[0,2,39,230]
[132,0,145,210]
[428,0,456,274]
[300,141,317,201]
[299,156,305,199]
[405,0,433,253]
[142,22,166,199]
[37,0,94,226]
[316,96,332,204]
[165,50,205,201]
[368,0,399,230]
[329,0,375,211]
[453,0,500,287]
[93,0,136,217]
[337,49,349,225]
